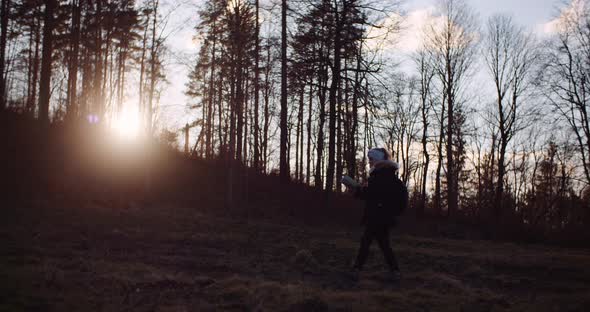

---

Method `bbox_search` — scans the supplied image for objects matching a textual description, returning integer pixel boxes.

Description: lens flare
[87,114,100,124]
[111,108,140,139]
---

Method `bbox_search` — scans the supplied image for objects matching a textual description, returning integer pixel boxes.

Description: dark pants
[353,224,399,272]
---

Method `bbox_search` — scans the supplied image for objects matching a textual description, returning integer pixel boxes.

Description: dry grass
[2,199,590,312]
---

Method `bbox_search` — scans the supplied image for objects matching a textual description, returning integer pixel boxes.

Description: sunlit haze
[111,107,141,140]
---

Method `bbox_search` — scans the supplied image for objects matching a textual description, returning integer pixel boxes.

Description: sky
[406,0,558,26]
[153,0,562,139]
[395,0,559,58]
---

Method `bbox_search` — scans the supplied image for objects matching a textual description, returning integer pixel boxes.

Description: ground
[2,199,590,312]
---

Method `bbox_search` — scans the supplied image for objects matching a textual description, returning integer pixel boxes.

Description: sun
[111,108,141,139]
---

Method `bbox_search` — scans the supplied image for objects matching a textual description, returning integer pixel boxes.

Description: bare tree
[379,75,421,186]
[484,14,538,220]
[414,49,435,216]
[424,0,478,217]
[540,1,590,186]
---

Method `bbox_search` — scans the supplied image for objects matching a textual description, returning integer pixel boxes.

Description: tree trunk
[298,87,306,181]
[207,28,216,159]
[279,0,289,181]
[27,9,42,115]
[420,101,430,217]
[262,39,271,172]
[349,45,361,180]
[295,88,302,181]
[66,0,81,119]
[229,55,236,161]
[0,0,10,110]
[315,67,327,190]
[496,136,507,220]
[27,22,34,113]
[147,0,159,137]
[434,97,446,216]
[119,47,128,116]
[243,68,249,163]
[38,0,56,124]
[138,12,149,131]
[253,0,260,170]
[93,0,103,120]
[236,63,244,162]
[335,70,343,193]
[446,64,457,217]
[326,3,343,192]
[306,79,313,185]
[299,86,304,182]
[217,73,224,154]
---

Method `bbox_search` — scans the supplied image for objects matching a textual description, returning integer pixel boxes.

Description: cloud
[389,5,479,55]
[537,0,586,36]
[537,18,559,36]
[396,6,438,53]
[366,6,441,55]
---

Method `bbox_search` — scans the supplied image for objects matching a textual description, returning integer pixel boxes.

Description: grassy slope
[2,199,590,312]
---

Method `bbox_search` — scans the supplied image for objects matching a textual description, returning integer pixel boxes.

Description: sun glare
[111,108,140,139]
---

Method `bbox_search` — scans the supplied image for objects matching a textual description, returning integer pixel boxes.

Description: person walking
[341,148,408,281]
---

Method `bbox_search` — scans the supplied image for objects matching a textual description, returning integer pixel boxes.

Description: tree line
[1,0,589,237]
[184,0,590,236]
[0,0,170,135]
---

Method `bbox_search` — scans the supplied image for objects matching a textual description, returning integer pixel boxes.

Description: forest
[1,0,588,241]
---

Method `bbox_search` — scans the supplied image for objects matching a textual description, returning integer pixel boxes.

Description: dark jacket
[354,160,407,226]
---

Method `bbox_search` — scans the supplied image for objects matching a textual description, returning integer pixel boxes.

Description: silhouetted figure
[341,148,408,281]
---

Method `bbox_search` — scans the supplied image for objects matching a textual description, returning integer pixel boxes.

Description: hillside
[2,198,590,312]
[1,113,590,311]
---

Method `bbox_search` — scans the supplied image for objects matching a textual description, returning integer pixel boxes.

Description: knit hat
[368,148,386,161]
